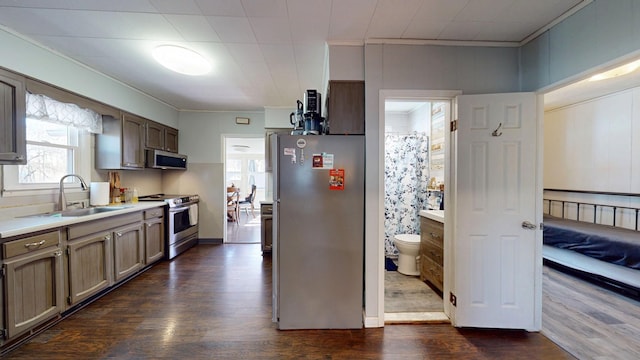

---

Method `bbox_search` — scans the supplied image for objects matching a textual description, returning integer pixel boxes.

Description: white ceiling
[0,0,594,112]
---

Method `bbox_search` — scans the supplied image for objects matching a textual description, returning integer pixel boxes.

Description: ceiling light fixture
[232,145,250,152]
[588,59,640,81]
[152,45,211,76]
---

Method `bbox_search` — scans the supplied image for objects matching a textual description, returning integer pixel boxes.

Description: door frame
[377,89,461,324]
[221,133,265,243]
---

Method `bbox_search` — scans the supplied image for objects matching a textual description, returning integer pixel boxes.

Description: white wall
[409,103,430,134]
[544,85,640,229]
[545,89,639,193]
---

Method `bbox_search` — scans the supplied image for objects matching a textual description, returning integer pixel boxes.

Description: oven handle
[168,203,198,213]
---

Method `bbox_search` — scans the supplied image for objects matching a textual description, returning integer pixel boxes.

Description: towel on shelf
[189,204,198,226]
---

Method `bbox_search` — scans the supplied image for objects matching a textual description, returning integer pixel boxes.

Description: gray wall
[521,0,640,91]
[363,43,520,323]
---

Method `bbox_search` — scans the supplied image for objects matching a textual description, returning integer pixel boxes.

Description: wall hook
[492,122,503,137]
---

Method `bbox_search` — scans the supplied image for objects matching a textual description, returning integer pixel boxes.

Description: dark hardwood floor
[2,243,573,359]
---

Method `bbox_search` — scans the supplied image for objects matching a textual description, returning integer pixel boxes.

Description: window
[2,94,96,194]
[20,118,80,184]
[225,155,265,203]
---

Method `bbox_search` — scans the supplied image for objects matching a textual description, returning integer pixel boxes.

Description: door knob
[521,221,537,230]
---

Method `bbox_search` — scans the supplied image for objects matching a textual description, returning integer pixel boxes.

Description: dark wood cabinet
[143,207,165,265]
[145,120,178,153]
[145,121,165,150]
[164,126,179,153]
[0,69,26,164]
[66,231,112,307]
[97,114,179,169]
[326,80,364,135]
[122,113,145,168]
[2,231,64,340]
[96,113,145,169]
[113,222,144,283]
[261,203,273,253]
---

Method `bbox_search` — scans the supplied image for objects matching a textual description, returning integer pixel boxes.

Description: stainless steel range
[138,194,199,260]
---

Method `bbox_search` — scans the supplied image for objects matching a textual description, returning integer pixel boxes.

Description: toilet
[393,234,421,276]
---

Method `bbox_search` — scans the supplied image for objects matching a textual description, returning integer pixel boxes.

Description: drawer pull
[429,232,441,239]
[24,240,46,248]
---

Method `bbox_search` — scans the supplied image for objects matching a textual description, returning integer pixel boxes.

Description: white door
[452,92,541,330]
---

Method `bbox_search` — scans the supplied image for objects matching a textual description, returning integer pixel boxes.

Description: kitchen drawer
[420,255,443,293]
[68,212,143,239]
[2,230,60,259]
[144,207,164,219]
[261,203,273,215]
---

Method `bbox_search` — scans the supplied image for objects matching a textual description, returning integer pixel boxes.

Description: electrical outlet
[449,292,457,307]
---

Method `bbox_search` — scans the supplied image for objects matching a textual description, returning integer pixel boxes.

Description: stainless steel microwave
[146,149,187,170]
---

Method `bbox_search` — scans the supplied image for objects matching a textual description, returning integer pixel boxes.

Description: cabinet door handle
[104,235,111,240]
[54,250,62,257]
[24,240,46,248]
[116,232,123,237]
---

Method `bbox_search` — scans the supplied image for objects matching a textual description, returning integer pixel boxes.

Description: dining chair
[238,184,257,219]
[226,186,239,223]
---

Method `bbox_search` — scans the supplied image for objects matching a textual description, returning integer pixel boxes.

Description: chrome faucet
[59,174,89,211]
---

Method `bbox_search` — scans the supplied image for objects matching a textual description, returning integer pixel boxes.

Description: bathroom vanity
[419,210,444,294]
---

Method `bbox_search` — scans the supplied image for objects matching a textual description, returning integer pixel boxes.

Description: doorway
[380,91,457,323]
[223,135,265,244]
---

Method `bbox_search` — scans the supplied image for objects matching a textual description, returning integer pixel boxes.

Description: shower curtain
[384,132,430,256]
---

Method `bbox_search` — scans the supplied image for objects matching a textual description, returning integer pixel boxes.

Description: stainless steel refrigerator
[272,134,364,329]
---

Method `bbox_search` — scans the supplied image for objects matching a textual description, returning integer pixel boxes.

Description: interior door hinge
[0,329,6,339]
[450,120,458,132]
[0,266,5,279]
[67,296,72,305]
[449,292,457,307]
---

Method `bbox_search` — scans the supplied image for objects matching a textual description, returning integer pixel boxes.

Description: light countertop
[0,202,166,239]
[419,209,444,223]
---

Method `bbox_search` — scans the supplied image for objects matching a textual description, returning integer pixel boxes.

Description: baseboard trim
[364,314,384,328]
[198,238,223,245]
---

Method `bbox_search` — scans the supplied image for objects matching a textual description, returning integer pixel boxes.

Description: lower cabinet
[420,217,444,293]
[113,223,144,282]
[1,231,64,340]
[66,231,112,307]
[0,209,161,349]
[143,207,164,265]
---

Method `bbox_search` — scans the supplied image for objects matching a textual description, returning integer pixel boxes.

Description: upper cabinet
[96,113,145,170]
[0,69,26,164]
[325,80,364,135]
[145,120,178,153]
[96,113,180,170]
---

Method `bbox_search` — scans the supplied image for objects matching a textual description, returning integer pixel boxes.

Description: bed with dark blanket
[542,213,640,299]
[543,214,640,270]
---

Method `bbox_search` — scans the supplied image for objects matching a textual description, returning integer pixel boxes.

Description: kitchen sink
[22,206,132,218]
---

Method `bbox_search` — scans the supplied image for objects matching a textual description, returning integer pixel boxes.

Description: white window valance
[26,93,102,134]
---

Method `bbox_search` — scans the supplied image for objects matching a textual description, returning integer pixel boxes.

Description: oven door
[168,203,199,246]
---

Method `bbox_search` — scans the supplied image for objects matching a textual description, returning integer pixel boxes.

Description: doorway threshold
[384,311,450,325]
